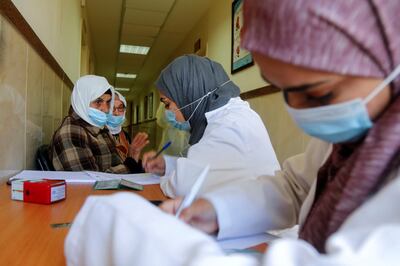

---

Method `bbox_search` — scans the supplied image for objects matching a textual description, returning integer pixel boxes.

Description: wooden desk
[0,182,267,265]
[0,183,167,265]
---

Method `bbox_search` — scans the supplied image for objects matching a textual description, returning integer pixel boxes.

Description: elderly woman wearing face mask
[141,54,280,198]
[107,91,149,163]
[50,75,144,173]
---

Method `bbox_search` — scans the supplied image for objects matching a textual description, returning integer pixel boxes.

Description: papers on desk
[217,227,298,253]
[9,170,91,183]
[217,232,278,250]
[9,170,161,185]
[85,171,161,185]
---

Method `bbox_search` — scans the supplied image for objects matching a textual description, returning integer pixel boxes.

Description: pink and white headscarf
[242,0,400,252]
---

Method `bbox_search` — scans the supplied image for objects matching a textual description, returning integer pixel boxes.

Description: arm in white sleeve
[261,169,400,266]
[65,170,400,266]
[161,105,281,199]
[164,155,178,176]
[161,124,251,198]
[203,138,331,239]
[65,193,226,266]
[160,155,178,197]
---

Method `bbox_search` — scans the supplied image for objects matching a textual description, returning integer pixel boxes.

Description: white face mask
[286,64,400,143]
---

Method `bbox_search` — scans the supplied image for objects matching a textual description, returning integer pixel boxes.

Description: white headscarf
[107,91,127,135]
[114,91,127,107]
[71,75,113,127]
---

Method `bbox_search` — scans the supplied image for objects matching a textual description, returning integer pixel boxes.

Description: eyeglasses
[113,106,126,112]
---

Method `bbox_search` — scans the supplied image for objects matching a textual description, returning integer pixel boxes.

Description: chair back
[36,145,55,171]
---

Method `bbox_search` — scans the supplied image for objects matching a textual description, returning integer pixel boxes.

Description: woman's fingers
[142,151,157,167]
[132,132,149,148]
[142,151,165,174]
[160,197,183,215]
[179,199,219,234]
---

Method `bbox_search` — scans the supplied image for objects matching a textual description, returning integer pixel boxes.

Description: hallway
[0,0,309,181]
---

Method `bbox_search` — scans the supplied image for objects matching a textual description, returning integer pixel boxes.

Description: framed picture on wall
[231,0,254,74]
[148,92,154,119]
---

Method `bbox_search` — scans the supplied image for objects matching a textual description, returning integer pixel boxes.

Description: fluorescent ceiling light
[116,73,137,79]
[120,44,150,55]
[115,88,130,92]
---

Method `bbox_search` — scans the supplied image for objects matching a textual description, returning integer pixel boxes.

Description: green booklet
[93,179,144,191]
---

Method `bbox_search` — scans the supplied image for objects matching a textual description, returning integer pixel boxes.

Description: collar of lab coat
[204,97,242,123]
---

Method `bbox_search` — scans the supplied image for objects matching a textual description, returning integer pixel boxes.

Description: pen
[175,165,210,217]
[152,141,172,159]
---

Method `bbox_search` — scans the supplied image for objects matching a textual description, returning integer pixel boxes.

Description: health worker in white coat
[142,54,280,198]
[65,1,400,265]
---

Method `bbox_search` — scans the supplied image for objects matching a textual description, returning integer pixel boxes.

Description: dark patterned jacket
[50,111,143,173]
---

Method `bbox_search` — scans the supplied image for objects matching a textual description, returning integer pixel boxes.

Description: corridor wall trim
[0,0,74,89]
[240,85,280,100]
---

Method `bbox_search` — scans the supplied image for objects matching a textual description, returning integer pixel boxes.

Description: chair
[36,145,55,171]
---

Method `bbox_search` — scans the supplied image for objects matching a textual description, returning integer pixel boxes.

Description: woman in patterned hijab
[242,0,400,252]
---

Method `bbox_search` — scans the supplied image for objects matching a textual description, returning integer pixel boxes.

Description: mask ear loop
[364,64,400,104]
[171,80,233,122]
[182,80,232,121]
[175,80,232,112]
[176,89,215,112]
[185,93,209,122]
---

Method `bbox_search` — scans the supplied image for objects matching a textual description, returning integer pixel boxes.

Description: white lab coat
[203,138,332,239]
[65,138,400,266]
[160,97,280,198]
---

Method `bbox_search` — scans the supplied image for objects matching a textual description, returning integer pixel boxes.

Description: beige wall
[246,94,309,164]
[136,0,310,164]
[0,15,72,182]
[0,0,95,182]
[80,10,96,76]
[11,0,82,82]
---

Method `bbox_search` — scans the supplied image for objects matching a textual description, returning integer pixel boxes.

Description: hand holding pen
[159,165,218,234]
[142,141,172,175]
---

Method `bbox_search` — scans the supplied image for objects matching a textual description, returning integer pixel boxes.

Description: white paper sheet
[85,171,161,185]
[10,170,95,183]
[9,170,161,185]
[217,233,278,250]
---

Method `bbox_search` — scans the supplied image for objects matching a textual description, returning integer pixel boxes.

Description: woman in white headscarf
[50,75,144,173]
[107,91,149,162]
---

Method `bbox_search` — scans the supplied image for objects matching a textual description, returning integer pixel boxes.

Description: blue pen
[152,141,172,159]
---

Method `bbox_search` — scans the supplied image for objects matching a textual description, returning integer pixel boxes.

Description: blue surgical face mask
[286,64,400,143]
[107,115,125,128]
[165,110,191,131]
[88,107,108,127]
[164,80,231,132]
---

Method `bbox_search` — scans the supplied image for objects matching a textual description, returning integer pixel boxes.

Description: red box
[11,179,66,204]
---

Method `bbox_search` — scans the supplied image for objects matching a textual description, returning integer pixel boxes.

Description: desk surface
[0,182,267,265]
[0,183,167,265]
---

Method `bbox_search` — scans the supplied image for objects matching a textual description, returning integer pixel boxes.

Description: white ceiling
[86,0,212,97]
